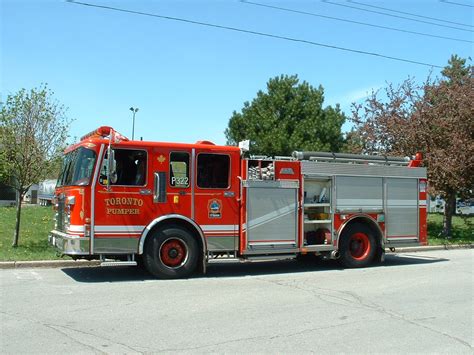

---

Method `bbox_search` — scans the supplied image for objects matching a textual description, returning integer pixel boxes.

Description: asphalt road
[1,249,473,354]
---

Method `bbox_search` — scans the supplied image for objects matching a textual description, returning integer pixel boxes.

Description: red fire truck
[49,126,427,278]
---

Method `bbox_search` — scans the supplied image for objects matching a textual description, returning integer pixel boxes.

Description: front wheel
[338,222,376,268]
[144,225,199,279]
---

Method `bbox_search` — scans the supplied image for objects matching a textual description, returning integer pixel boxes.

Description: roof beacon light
[80,126,129,142]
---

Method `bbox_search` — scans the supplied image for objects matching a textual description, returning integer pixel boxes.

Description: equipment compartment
[303,178,332,246]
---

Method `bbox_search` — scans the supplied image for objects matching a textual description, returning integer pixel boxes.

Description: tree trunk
[12,190,23,247]
[442,192,456,238]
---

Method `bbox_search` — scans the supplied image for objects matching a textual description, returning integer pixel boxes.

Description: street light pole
[129,107,139,140]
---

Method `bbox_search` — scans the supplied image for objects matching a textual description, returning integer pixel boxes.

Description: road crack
[1,311,148,353]
[255,278,473,350]
[154,318,378,352]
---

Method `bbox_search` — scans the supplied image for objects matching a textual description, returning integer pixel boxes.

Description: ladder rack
[292,151,410,166]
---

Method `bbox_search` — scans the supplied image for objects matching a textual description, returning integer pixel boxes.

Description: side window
[170,152,190,188]
[197,154,230,189]
[100,149,147,186]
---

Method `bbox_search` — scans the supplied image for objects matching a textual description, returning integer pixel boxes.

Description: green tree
[225,75,346,156]
[441,54,470,84]
[341,128,365,154]
[0,85,71,247]
[351,55,473,237]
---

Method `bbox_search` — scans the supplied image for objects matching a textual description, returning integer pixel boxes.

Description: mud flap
[374,246,385,263]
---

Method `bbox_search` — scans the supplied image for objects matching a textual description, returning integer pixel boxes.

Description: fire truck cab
[49,127,427,278]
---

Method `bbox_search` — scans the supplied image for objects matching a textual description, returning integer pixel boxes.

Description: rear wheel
[339,222,376,268]
[144,225,198,279]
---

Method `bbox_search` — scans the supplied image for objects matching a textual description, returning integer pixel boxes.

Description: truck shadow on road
[61,253,449,283]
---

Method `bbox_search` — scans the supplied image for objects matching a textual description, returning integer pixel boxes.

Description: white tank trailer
[38,179,57,206]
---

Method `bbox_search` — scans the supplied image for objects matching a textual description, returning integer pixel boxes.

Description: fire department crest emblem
[208,199,222,219]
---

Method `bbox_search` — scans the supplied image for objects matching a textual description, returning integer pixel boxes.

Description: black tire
[135,255,145,269]
[143,225,199,279]
[338,222,377,268]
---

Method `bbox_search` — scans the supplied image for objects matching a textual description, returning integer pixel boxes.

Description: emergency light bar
[80,126,129,142]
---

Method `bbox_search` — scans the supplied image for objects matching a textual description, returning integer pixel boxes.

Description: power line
[349,0,473,28]
[241,0,472,43]
[322,0,473,32]
[440,0,474,8]
[66,0,443,68]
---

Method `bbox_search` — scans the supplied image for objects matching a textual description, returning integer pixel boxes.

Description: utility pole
[129,107,139,140]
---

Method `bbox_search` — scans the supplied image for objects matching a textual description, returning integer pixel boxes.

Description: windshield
[57,147,97,187]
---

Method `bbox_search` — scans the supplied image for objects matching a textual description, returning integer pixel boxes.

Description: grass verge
[0,206,472,261]
[0,205,70,261]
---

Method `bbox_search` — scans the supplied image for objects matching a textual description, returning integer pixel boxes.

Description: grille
[55,195,66,232]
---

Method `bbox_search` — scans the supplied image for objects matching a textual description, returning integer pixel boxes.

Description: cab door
[193,150,240,253]
[93,146,154,254]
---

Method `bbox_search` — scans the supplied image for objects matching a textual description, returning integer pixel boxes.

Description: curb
[0,259,101,269]
[386,244,473,253]
[0,245,472,270]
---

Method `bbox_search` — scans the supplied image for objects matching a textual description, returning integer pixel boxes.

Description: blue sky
[1,0,473,145]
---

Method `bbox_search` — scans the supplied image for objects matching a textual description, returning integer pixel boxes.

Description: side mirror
[107,147,117,187]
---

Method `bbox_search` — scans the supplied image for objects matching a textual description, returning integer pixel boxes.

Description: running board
[100,261,137,267]
[243,254,296,262]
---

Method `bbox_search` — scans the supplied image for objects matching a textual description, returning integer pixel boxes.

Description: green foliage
[0,85,71,246]
[341,129,364,153]
[441,54,470,85]
[0,85,70,191]
[0,148,7,182]
[225,75,346,156]
[0,206,69,261]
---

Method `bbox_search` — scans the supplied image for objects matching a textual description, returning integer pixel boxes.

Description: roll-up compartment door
[245,181,298,251]
[386,178,418,240]
[336,176,383,211]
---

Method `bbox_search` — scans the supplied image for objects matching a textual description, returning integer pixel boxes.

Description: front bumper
[49,230,90,255]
